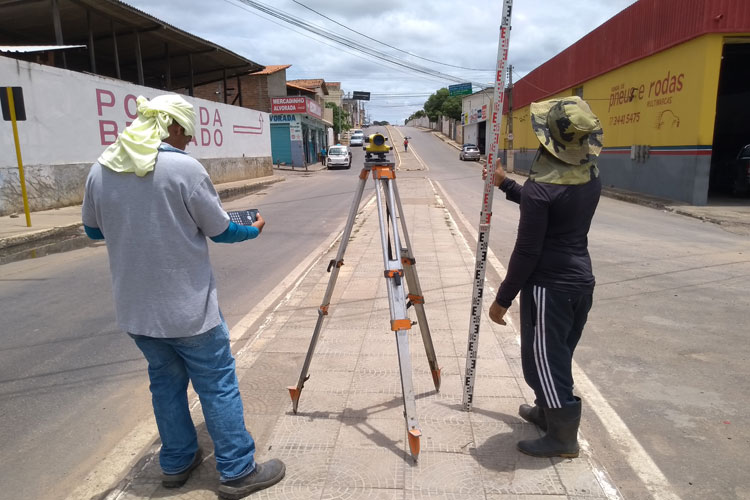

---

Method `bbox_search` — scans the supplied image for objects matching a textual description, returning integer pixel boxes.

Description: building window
[573,86,584,98]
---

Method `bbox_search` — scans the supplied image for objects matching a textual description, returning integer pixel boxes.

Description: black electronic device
[227,209,259,226]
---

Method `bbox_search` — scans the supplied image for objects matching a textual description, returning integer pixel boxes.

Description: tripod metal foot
[287,386,302,414]
[408,428,421,459]
[431,368,442,391]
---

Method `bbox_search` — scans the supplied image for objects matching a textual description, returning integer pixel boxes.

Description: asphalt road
[394,125,750,500]
[0,147,373,500]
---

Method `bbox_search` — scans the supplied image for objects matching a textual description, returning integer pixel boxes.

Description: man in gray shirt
[82,94,284,499]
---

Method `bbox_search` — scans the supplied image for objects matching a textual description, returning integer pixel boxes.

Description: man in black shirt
[486,96,603,458]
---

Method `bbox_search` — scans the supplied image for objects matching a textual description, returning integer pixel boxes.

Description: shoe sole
[218,463,286,500]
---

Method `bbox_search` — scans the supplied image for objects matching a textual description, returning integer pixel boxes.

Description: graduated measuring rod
[288,133,441,460]
[463,0,513,411]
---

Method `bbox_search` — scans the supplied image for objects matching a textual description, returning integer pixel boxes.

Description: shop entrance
[477,121,487,154]
[709,40,750,196]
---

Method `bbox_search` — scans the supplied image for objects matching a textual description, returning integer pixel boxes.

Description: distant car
[326,145,351,169]
[459,144,481,161]
[350,133,365,147]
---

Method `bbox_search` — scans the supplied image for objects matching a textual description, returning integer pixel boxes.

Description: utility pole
[506,64,514,173]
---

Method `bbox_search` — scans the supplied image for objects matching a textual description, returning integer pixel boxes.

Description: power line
[291,0,494,72]
[219,0,452,87]
[228,0,490,88]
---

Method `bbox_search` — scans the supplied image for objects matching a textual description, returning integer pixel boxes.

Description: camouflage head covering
[530,96,603,166]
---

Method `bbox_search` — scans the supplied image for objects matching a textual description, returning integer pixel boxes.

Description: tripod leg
[288,170,369,413]
[392,181,441,391]
[374,173,421,459]
[396,328,421,459]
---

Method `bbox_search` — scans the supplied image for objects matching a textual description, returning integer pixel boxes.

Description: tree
[406,110,426,124]
[423,88,463,122]
[325,102,350,138]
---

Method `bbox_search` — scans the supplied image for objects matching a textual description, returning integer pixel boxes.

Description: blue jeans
[129,322,256,481]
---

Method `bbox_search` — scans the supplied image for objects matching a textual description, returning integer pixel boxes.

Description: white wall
[0,55,270,169]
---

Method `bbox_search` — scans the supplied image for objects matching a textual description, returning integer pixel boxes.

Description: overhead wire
[218,0,451,87]
[291,0,494,72]
[227,0,490,88]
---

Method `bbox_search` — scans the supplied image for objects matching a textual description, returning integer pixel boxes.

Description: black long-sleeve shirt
[495,176,601,308]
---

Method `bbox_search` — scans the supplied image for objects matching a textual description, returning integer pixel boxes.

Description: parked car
[326,145,351,169]
[459,143,481,161]
[731,144,750,196]
[350,133,365,147]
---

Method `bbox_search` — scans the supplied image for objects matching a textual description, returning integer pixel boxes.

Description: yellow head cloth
[98,94,196,177]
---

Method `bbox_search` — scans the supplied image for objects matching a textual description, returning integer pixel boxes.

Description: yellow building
[505,0,750,205]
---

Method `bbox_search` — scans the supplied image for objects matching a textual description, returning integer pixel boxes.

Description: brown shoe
[218,459,286,499]
[161,448,203,488]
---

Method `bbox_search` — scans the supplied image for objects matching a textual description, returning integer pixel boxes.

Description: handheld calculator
[227,209,259,226]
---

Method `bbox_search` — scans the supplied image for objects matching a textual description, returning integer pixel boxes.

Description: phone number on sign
[609,112,640,126]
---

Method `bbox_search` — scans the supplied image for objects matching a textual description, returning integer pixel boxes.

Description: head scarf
[98,94,196,177]
[528,146,599,185]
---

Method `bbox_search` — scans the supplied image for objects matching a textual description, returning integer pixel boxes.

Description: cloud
[123,0,637,124]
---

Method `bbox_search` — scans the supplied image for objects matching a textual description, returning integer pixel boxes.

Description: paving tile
[254,448,332,499]
[555,459,609,497]
[297,369,354,394]
[307,353,360,373]
[466,397,529,425]
[283,391,349,418]
[337,417,406,450]
[267,414,342,450]
[473,376,525,399]
[405,490,485,500]
[343,392,407,420]
[485,496,567,500]
[321,487,404,500]
[325,447,409,489]
[471,421,537,458]
[417,419,474,454]
[406,451,485,496]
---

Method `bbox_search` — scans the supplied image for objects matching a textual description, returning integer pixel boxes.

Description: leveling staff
[82,94,284,499]
[485,96,602,459]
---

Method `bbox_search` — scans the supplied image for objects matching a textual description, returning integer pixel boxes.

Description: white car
[326,145,351,169]
[350,133,365,147]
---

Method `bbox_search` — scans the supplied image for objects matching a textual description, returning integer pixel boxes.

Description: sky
[123,0,638,124]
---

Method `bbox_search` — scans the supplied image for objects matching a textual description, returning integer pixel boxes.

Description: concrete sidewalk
[72,149,620,500]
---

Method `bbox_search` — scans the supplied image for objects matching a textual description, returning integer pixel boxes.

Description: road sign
[448,82,472,96]
[352,91,370,101]
[1,86,26,121]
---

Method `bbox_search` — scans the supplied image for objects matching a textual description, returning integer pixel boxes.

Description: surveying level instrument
[288,136,441,460]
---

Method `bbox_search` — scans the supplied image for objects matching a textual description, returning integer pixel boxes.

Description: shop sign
[270,114,297,123]
[290,122,303,141]
[271,96,323,120]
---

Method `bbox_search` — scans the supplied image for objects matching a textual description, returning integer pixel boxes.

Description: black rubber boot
[519,404,547,431]
[517,399,581,458]
[218,459,286,499]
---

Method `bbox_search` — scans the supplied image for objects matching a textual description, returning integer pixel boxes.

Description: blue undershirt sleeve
[209,221,260,243]
[84,224,105,240]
